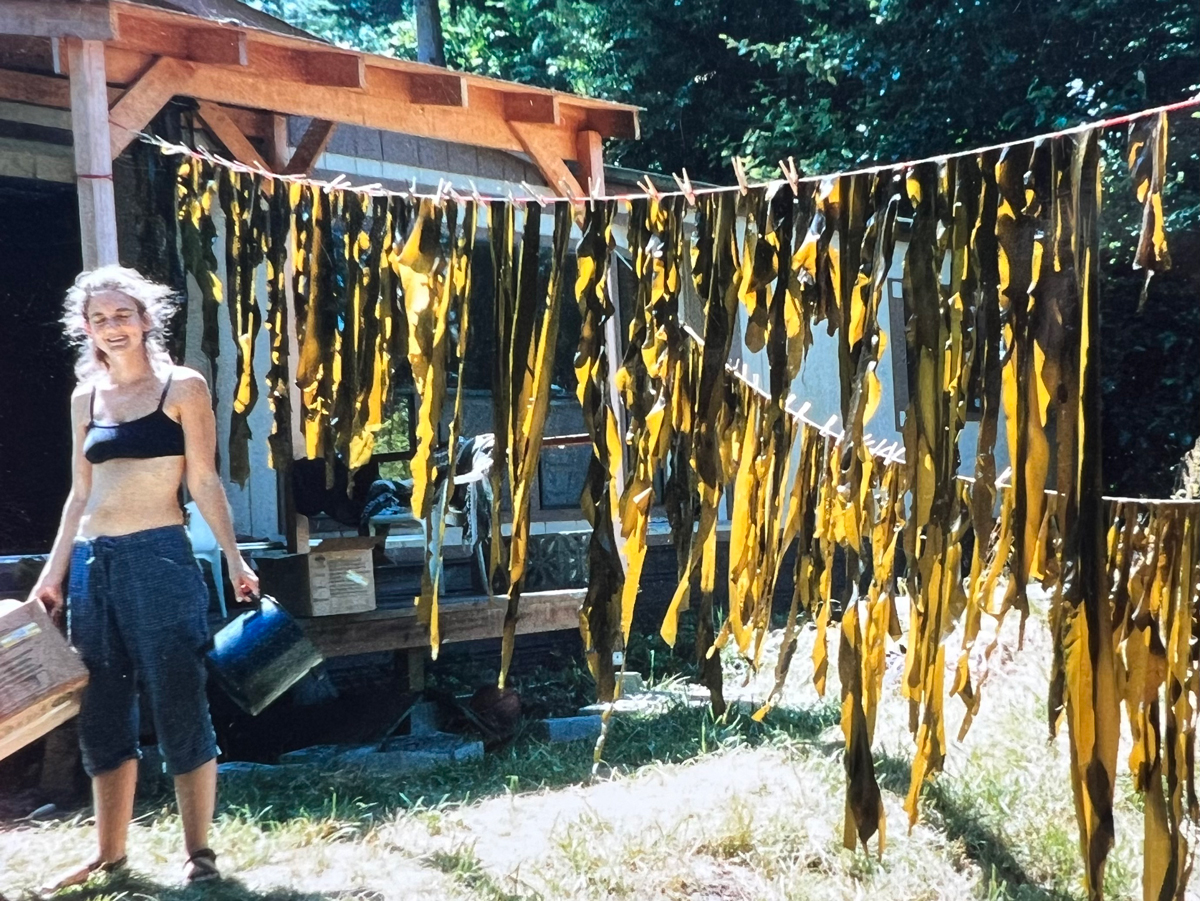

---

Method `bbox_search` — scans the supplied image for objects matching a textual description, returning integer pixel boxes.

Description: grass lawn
[0,592,1181,901]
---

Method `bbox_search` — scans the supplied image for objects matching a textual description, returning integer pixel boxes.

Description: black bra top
[83,374,186,465]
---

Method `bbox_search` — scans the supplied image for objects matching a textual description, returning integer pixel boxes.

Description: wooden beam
[108,56,193,158]
[300,49,364,88]
[112,13,247,66]
[249,43,365,90]
[268,113,289,170]
[300,590,584,658]
[503,92,560,125]
[510,120,584,200]
[581,106,640,142]
[283,118,336,175]
[408,70,466,106]
[196,99,267,169]
[575,129,604,195]
[68,39,117,268]
[0,2,117,41]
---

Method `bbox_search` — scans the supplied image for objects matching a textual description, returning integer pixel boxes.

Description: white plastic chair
[184,501,226,619]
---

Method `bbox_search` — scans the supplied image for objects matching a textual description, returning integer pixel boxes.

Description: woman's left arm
[176,369,260,603]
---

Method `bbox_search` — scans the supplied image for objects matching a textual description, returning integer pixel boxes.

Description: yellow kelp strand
[1127,111,1172,308]
[1055,129,1120,901]
[499,201,573,687]
[660,191,739,714]
[575,199,626,702]
[420,202,478,659]
[487,202,516,599]
[215,167,267,485]
[616,194,689,687]
[400,199,455,522]
[263,179,294,475]
[175,157,222,406]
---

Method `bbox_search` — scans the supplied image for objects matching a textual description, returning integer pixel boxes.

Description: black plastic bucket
[205,596,323,716]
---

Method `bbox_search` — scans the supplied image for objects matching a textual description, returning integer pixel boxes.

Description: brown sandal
[39,856,127,896]
[183,848,220,884]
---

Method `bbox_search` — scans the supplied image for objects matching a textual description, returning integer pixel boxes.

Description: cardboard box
[256,537,378,617]
[0,599,89,761]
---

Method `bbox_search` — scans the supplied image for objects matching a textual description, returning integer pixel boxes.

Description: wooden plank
[249,43,365,90]
[0,1,117,41]
[67,39,117,267]
[407,70,466,107]
[112,14,247,66]
[0,68,121,109]
[0,99,71,129]
[503,91,560,125]
[510,120,584,199]
[283,117,336,175]
[108,55,193,158]
[582,106,640,141]
[300,589,584,658]
[196,99,267,169]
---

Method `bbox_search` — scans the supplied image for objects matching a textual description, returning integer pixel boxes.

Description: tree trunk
[415,0,446,67]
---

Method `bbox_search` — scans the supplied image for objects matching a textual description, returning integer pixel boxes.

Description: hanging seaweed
[498,201,573,686]
[615,193,690,687]
[1127,111,1172,308]
[421,201,478,656]
[575,199,626,701]
[660,190,741,714]
[175,157,221,401]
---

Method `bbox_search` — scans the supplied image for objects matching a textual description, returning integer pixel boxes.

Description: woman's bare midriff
[79,456,187,538]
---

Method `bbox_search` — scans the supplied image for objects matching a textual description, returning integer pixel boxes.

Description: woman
[29,266,258,890]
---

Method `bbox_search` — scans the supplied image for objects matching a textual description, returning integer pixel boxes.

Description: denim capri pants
[67,525,219,777]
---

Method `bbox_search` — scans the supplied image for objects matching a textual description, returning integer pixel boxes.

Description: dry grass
[1,589,1190,901]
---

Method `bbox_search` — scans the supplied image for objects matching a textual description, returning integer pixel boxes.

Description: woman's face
[83,290,149,357]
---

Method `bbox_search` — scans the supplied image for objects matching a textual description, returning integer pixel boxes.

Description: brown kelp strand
[498,201,573,687]
[574,199,626,701]
[1127,111,1172,308]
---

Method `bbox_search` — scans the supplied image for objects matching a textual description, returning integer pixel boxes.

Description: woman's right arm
[29,388,93,622]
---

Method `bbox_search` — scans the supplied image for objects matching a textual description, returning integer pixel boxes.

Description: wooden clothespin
[520,181,551,205]
[778,156,800,194]
[672,169,697,205]
[732,156,749,195]
[637,175,661,202]
[557,176,582,206]
[468,180,486,207]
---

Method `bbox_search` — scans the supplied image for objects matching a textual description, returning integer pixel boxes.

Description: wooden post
[576,130,628,494]
[67,39,118,269]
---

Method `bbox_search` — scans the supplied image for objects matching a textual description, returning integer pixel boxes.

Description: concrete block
[336,733,483,774]
[277,743,342,766]
[408,700,440,736]
[217,761,282,776]
[534,715,602,743]
[616,671,645,695]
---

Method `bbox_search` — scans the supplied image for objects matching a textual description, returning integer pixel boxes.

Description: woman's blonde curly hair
[62,265,180,380]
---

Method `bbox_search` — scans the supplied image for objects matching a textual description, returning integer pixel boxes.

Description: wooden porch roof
[0,0,639,195]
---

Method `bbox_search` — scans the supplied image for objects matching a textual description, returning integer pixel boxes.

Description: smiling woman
[27,265,260,892]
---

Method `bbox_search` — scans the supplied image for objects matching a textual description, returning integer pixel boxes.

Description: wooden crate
[0,599,88,761]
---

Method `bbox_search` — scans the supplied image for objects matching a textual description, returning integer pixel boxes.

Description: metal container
[205,596,323,716]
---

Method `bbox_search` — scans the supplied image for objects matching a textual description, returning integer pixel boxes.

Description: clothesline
[146,93,1199,207]
[711,338,1200,510]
